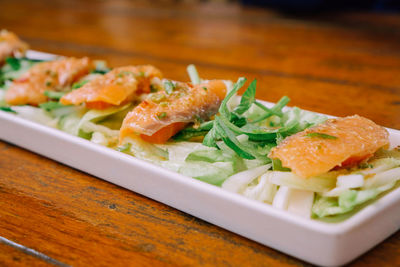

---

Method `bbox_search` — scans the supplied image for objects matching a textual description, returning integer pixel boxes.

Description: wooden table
[1,0,399,266]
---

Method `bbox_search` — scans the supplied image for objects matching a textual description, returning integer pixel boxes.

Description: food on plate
[5,57,92,106]
[0,30,28,63]
[1,52,399,221]
[60,65,162,109]
[268,115,389,178]
[120,80,227,144]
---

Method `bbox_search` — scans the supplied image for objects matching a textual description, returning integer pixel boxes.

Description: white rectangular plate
[1,51,400,266]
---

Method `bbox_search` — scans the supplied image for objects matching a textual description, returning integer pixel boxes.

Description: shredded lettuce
[267,171,338,193]
[58,104,131,138]
[11,106,57,127]
[242,172,278,203]
[312,153,400,218]
[272,186,315,218]
[121,137,169,164]
[222,164,272,193]
[313,182,397,218]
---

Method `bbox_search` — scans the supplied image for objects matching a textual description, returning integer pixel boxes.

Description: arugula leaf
[214,116,255,159]
[251,96,290,123]
[5,57,21,71]
[44,90,66,100]
[219,77,247,117]
[233,79,257,115]
[173,120,214,141]
[305,132,338,139]
[0,106,16,113]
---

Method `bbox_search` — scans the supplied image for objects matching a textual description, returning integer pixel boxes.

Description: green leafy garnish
[201,77,295,160]
[72,80,89,90]
[5,57,21,71]
[233,79,257,115]
[0,106,16,113]
[172,121,213,141]
[39,101,68,111]
[44,90,66,100]
[305,132,338,140]
[214,116,256,159]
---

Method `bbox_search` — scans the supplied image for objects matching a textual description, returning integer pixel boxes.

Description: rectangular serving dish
[1,52,400,266]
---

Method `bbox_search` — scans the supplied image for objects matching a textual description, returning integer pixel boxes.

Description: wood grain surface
[1,0,400,266]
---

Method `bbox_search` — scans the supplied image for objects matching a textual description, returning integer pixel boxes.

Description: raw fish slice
[268,115,389,178]
[60,65,162,109]
[5,57,92,106]
[120,80,227,144]
[0,30,28,63]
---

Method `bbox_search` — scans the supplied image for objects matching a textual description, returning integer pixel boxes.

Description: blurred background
[1,0,399,126]
[242,0,400,12]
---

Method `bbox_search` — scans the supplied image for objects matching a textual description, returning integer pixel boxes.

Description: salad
[1,32,399,221]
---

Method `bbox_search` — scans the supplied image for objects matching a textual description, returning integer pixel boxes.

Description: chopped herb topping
[159,102,169,107]
[117,71,133,78]
[45,81,52,87]
[149,93,166,103]
[138,71,145,77]
[45,70,57,77]
[150,84,158,93]
[305,132,338,139]
[202,86,207,91]
[72,80,88,89]
[359,163,373,169]
[157,112,167,119]
[164,80,175,94]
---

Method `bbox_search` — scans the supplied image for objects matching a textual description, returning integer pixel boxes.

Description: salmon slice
[268,115,389,178]
[0,30,28,63]
[60,65,162,109]
[120,80,227,144]
[5,57,92,106]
